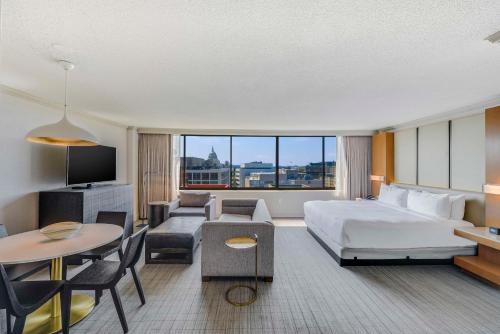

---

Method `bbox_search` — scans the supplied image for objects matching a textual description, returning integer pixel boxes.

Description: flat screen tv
[67,145,116,186]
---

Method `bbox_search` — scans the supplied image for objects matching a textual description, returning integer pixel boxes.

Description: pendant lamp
[26,61,99,146]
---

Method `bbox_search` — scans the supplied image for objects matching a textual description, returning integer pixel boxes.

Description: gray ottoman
[145,216,205,264]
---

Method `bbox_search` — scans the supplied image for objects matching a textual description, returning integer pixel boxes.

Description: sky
[184,136,336,166]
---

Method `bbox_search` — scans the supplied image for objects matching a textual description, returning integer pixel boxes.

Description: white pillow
[407,190,451,219]
[378,184,408,208]
[449,195,466,220]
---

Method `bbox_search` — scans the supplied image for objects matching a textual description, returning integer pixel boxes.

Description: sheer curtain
[170,135,181,200]
[337,136,371,200]
[138,134,172,219]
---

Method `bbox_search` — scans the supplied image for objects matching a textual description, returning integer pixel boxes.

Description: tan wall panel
[418,121,449,188]
[450,114,485,192]
[394,129,417,184]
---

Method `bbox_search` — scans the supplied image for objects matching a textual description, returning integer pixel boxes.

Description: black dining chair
[0,265,69,334]
[62,226,148,334]
[0,224,52,334]
[62,211,131,280]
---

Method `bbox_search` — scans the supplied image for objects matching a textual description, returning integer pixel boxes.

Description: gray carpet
[8,227,500,333]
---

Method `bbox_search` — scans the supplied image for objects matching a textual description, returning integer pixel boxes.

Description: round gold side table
[224,234,258,306]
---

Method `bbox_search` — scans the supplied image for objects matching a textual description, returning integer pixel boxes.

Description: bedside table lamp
[483,184,500,195]
[370,175,385,182]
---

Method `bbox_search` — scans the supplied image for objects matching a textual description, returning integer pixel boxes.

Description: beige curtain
[170,135,181,200]
[337,136,372,200]
[138,134,172,219]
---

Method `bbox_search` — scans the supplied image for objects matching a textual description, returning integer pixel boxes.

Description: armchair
[201,199,274,282]
[166,191,216,221]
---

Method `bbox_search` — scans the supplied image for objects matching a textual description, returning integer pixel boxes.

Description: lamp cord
[64,68,68,117]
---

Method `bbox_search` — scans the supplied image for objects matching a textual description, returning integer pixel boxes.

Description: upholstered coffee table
[145,216,205,264]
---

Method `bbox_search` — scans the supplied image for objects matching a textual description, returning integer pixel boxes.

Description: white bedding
[304,200,476,250]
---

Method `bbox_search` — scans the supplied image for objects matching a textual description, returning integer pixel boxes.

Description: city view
[180,136,336,189]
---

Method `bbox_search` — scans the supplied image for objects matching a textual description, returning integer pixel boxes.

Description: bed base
[307,227,453,267]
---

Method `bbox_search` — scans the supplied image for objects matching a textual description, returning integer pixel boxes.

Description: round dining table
[0,223,123,334]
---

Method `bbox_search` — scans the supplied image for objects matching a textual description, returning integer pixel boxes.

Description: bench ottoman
[145,216,205,264]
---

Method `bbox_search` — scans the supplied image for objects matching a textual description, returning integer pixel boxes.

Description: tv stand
[72,184,93,190]
[39,184,133,228]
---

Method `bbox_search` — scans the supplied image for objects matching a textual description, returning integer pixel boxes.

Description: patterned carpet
[6,227,500,333]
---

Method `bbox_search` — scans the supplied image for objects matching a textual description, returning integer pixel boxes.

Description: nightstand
[454,227,500,286]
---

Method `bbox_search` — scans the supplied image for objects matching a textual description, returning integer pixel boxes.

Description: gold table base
[225,285,257,306]
[22,257,95,334]
[23,295,94,334]
[224,235,258,307]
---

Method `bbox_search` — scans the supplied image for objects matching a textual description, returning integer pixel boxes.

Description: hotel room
[0,1,500,333]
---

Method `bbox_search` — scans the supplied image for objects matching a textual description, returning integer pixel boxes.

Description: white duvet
[304,200,476,249]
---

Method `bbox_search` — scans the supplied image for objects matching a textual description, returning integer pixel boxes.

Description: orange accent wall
[485,106,500,227]
[371,132,394,196]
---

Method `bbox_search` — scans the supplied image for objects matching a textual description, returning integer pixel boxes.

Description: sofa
[166,191,216,221]
[201,199,274,282]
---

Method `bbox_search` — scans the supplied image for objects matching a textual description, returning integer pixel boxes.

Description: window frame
[180,135,336,190]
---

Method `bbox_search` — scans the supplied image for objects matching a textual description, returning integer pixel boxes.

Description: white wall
[209,190,340,217]
[0,91,128,234]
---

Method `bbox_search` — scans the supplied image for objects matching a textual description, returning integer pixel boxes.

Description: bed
[304,199,477,266]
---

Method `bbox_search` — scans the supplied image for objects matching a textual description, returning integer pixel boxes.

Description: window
[279,137,323,188]
[180,135,336,190]
[182,136,230,189]
[324,137,337,189]
[232,137,276,188]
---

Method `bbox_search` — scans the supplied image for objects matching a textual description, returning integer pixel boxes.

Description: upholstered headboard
[392,183,485,226]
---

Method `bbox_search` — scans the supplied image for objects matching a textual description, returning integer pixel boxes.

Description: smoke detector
[485,31,500,44]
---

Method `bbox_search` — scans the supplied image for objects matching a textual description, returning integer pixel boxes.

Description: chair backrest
[96,211,132,239]
[113,226,148,283]
[0,265,22,315]
[0,224,8,238]
[179,191,211,207]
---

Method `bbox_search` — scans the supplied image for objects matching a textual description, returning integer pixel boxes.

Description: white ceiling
[2,0,500,131]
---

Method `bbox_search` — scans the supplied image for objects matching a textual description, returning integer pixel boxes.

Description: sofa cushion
[170,207,205,217]
[179,192,210,207]
[252,199,272,222]
[219,213,252,222]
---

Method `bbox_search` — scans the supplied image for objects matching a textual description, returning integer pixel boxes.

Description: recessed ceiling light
[485,31,500,44]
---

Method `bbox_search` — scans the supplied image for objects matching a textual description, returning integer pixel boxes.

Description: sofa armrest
[204,198,216,221]
[165,199,180,216]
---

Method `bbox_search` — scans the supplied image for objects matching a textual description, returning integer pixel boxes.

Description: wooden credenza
[39,184,133,229]
[454,227,500,286]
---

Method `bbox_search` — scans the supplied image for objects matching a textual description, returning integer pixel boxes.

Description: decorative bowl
[40,221,82,240]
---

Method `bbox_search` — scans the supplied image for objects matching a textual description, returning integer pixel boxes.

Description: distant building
[185,168,230,186]
[237,161,274,187]
[245,171,277,188]
[183,157,204,168]
[183,147,229,187]
[204,147,222,169]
